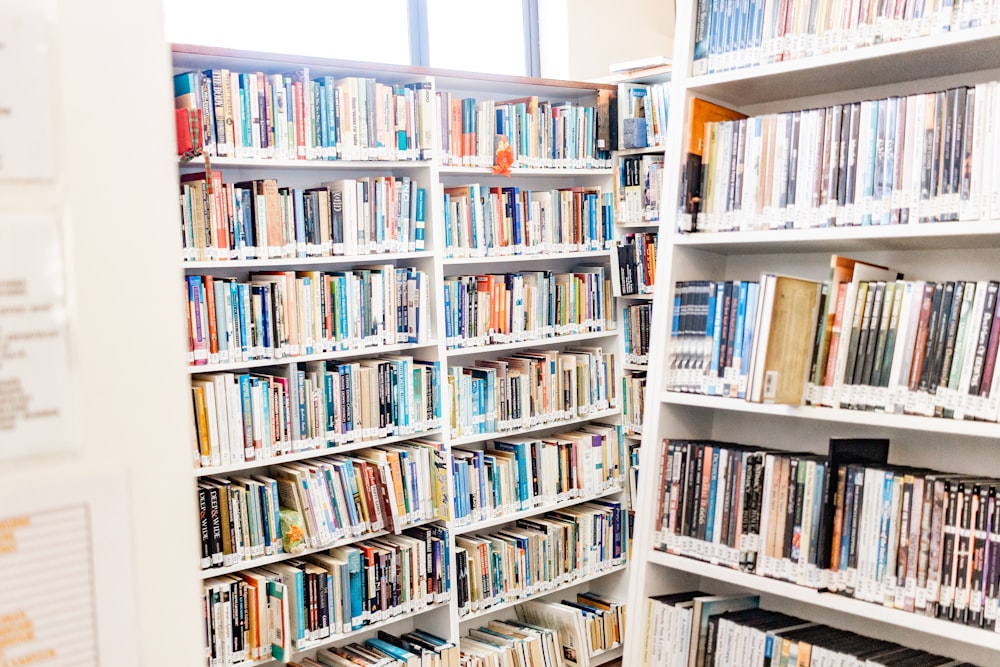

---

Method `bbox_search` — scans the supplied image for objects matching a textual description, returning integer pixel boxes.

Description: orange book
[682,98,748,227]
[191,384,211,466]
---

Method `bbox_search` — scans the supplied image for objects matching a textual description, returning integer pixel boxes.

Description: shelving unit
[625,4,1000,666]
[172,44,630,667]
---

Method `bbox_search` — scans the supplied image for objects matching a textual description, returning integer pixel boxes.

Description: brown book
[749,273,823,405]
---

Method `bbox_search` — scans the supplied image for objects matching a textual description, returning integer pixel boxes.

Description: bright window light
[427,0,527,75]
[163,0,411,65]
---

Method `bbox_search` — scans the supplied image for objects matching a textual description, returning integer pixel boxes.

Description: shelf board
[183,251,435,271]
[438,166,612,176]
[188,340,440,374]
[199,516,442,579]
[457,563,629,624]
[283,600,451,662]
[659,391,1000,438]
[618,221,661,229]
[617,292,654,300]
[613,146,667,157]
[623,363,648,372]
[449,407,621,447]
[442,249,611,266]
[590,644,624,665]
[178,155,429,171]
[445,330,619,358]
[646,550,1000,653]
[672,220,1000,254]
[686,26,1000,107]
[193,429,443,478]
[624,432,643,440]
[453,485,625,536]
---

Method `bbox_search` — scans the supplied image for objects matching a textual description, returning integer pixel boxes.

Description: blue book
[330,546,364,629]
[238,73,253,154]
[259,376,273,455]
[268,561,306,645]
[493,440,531,509]
[876,470,895,583]
[708,281,725,394]
[704,447,721,543]
[295,369,308,443]
[337,364,354,434]
[453,459,467,521]
[365,638,418,664]
[336,460,362,529]
[730,280,749,396]
[293,189,306,257]
[323,370,336,436]
[738,281,760,398]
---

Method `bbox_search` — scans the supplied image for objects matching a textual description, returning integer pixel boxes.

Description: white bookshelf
[624,3,1000,665]
[172,44,630,666]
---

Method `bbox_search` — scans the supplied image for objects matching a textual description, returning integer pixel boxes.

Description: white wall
[539,0,676,80]
[0,1,204,665]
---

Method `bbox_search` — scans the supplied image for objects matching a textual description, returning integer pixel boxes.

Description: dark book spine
[937,481,960,619]
[846,467,866,596]
[968,282,1000,399]
[967,483,990,626]
[948,87,967,222]
[925,281,957,397]
[983,488,1000,630]
[783,458,800,564]
[858,281,886,390]
[953,483,975,621]
[936,280,966,400]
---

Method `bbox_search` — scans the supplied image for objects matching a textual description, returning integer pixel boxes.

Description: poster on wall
[0,0,56,181]
[0,214,72,460]
[0,471,139,666]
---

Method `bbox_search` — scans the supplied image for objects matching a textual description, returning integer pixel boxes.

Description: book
[747,273,823,405]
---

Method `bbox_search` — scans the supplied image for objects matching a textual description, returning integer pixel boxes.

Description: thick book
[748,273,823,405]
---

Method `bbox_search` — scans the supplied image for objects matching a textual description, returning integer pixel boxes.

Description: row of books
[202,526,450,665]
[454,500,627,617]
[617,154,664,224]
[643,592,969,667]
[185,267,430,367]
[446,347,618,440]
[451,423,624,526]
[179,173,427,263]
[666,278,764,399]
[611,233,657,297]
[436,92,611,170]
[442,270,614,350]
[669,255,1000,422]
[287,630,456,667]
[442,185,615,258]
[622,373,648,436]
[174,69,434,161]
[691,82,1000,233]
[515,596,625,667]
[806,275,1000,418]
[190,360,442,469]
[459,617,565,667]
[617,82,669,150]
[196,441,446,568]
[295,617,607,667]
[690,0,1000,76]
[654,437,1000,632]
[623,303,653,366]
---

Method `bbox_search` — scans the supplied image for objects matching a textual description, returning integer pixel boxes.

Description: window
[425,0,530,76]
[163,0,540,75]
[163,0,411,65]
